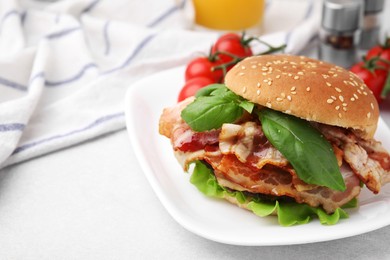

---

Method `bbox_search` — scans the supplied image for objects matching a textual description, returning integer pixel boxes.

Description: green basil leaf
[239,100,255,114]
[258,109,346,191]
[181,85,254,132]
[181,96,244,132]
[195,84,225,97]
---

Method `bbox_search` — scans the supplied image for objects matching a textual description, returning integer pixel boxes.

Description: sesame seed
[371,103,374,110]
[326,82,332,87]
[276,97,283,101]
[276,75,281,79]
[257,89,261,95]
[338,113,342,118]
[342,103,347,107]
[333,74,338,77]
[343,107,347,111]
[331,96,337,100]
[285,110,291,114]
[239,72,245,76]
[263,79,268,82]
[327,99,334,104]
[288,73,292,77]
[335,87,342,92]
[251,65,257,69]
[367,112,371,118]
[268,81,272,86]
[351,97,355,101]
[306,87,310,91]
[353,93,359,99]
[241,66,246,70]
[297,71,304,75]
[287,95,292,101]
[266,102,272,108]
[291,91,297,95]
[291,86,296,91]
[242,87,247,93]
[294,76,300,80]
[335,106,340,110]
[281,92,286,98]
[262,67,268,71]
[363,91,368,96]
[339,96,344,102]
[257,82,261,87]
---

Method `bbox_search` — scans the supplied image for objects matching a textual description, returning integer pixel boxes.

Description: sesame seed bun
[224,54,379,139]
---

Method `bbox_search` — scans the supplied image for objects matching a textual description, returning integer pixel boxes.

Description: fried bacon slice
[318,124,390,193]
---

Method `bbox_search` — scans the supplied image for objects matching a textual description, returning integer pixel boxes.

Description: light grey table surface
[1,1,390,260]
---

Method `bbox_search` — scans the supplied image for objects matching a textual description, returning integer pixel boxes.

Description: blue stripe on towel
[12,112,124,154]
[0,123,25,132]
[44,62,98,87]
[45,26,81,40]
[81,0,101,14]
[0,76,28,91]
[102,33,156,74]
[147,0,186,27]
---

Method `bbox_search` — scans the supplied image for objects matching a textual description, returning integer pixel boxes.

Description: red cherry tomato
[350,62,388,103]
[177,77,214,102]
[211,33,253,64]
[366,45,390,68]
[185,57,223,83]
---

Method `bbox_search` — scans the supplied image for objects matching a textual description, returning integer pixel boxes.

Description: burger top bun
[224,54,379,139]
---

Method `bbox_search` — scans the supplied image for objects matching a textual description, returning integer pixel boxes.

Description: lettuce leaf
[189,160,353,226]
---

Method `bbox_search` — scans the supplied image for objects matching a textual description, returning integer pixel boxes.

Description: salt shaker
[360,0,384,49]
[318,0,364,68]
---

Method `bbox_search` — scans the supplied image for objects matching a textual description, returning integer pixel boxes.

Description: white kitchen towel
[0,0,320,168]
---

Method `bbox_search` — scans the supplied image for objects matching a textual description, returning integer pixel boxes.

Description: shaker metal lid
[364,0,384,13]
[322,0,363,31]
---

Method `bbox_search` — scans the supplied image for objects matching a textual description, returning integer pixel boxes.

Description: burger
[159,54,390,226]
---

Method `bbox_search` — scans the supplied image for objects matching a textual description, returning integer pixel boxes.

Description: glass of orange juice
[191,0,265,34]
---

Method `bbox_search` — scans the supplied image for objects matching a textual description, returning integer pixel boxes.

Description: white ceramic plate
[125,66,390,246]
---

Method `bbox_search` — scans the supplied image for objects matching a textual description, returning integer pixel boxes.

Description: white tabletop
[1,2,390,260]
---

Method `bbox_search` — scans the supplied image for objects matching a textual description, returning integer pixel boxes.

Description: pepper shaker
[360,0,384,49]
[318,0,364,68]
